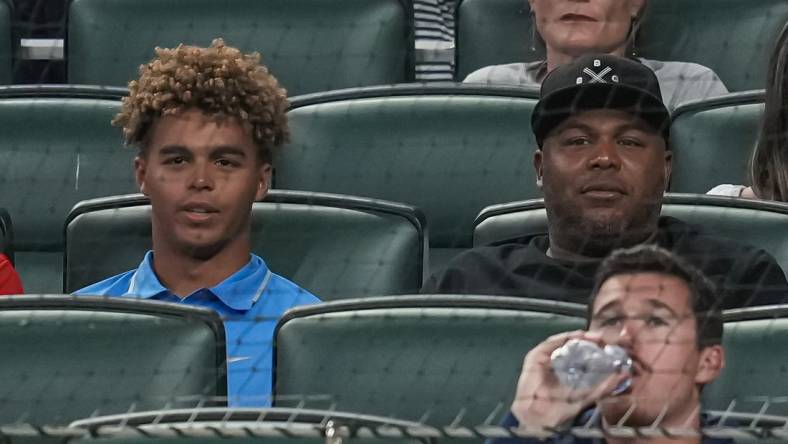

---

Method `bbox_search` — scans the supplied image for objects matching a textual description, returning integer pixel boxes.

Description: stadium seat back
[68,409,428,444]
[638,0,788,92]
[67,0,413,95]
[473,194,788,273]
[65,191,425,300]
[705,307,788,416]
[454,0,537,80]
[670,92,763,194]
[277,85,540,260]
[0,296,225,425]
[455,0,788,91]
[0,87,133,293]
[274,296,585,427]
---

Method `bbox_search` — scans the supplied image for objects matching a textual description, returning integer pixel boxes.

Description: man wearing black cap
[423,54,788,308]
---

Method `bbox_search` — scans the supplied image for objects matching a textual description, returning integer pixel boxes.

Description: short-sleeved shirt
[75,251,320,407]
[423,217,788,309]
[0,253,23,295]
[707,184,748,197]
[463,58,729,110]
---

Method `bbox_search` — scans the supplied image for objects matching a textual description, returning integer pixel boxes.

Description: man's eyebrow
[647,299,680,317]
[592,300,621,317]
[157,145,191,156]
[210,145,248,158]
[553,120,597,135]
[616,121,658,135]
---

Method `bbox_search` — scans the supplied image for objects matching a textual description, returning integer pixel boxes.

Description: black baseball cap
[531,54,670,147]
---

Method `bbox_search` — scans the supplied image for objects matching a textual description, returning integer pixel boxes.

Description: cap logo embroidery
[582,66,613,84]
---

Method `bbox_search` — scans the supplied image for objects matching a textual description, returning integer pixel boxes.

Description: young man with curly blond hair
[76,39,320,407]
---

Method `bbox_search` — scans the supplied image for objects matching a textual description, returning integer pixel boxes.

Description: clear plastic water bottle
[550,339,632,394]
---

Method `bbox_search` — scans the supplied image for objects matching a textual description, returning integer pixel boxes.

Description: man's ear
[663,149,673,190]
[134,155,148,195]
[695,344,724,386]
[533,149,544,189]
[255,163,273,201]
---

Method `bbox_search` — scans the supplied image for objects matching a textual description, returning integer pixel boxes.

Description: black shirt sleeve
[421,261,468,294]
[724,248,788,308]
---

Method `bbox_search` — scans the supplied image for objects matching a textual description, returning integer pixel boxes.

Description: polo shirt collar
[126,251,273,311]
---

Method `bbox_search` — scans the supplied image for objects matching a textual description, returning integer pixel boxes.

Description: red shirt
[0,254,23,294]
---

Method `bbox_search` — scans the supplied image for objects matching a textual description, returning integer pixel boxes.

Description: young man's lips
[180,204,220,223]
[182,209,219,223]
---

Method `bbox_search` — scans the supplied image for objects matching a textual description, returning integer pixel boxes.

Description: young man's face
[534,108,672,256]
[588,272,724,428]
[135,108,270,259]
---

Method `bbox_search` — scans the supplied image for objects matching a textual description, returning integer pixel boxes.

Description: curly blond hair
[113,38,289,163]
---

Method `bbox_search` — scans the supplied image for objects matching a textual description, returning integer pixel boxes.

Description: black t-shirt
[422,217,788,309]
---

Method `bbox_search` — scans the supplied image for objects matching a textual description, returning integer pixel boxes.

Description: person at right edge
[423,54,788,308]
[708,23,788,200]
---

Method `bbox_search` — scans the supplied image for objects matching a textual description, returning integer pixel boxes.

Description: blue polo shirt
[75,251,320,407]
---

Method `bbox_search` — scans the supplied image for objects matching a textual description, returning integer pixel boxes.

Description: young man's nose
[189,161,215,190]
[611,319,638,348]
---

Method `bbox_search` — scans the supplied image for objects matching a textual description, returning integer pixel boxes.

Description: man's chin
[173,234,228,261]
[581,210,627,232]
[599,398,658,429]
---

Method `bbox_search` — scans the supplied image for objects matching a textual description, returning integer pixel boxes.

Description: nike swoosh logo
[227,356,251,363]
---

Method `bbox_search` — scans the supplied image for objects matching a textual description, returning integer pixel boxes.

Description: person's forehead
[149,108,254,149]
[593,272,693,314]
[555,108,655,133]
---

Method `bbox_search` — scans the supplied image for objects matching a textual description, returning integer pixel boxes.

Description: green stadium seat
[455,0,538,80]
[670,92,764,194]
[66,0,413,95]
[705,306,788,417]
[455,0,788,91]
[64,191,426,300]
[0,296,226,425]
[0,86,133,293]
[473,194,788,273]
[59,408,788,444]
[0,208,12,263]
[273,295,585,428]
[277,84,540,268]
[67,408,430,444]
[638,1,788,92]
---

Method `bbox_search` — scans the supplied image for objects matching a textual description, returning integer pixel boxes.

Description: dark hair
[587,244,723,348]
[750,22,788,201]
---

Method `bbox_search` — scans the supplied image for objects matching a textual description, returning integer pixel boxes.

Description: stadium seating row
[0,85,771,293]
[63,191,427,300]
[2,295,788,430]
[2,192,788,301]
[4,0,788,92]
